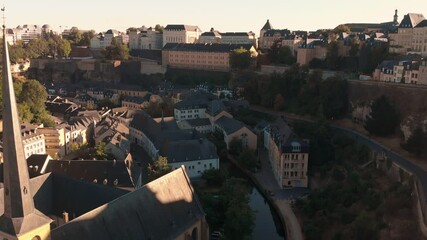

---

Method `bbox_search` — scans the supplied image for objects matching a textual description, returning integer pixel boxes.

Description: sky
[3,0,427,34]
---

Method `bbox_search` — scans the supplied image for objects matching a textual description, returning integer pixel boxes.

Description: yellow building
[162,43,258,72]
[264,118,309,188]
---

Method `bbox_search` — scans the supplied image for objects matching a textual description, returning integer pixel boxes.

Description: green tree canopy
[103,38,130,60]
[365,95,400,136]
[276,46,296,65]
[94,142,108,159]
[155,24,164,33]
[320,75,348,119]
[147,156,172,182]
[402,127,427,156]
[230,48,251,69]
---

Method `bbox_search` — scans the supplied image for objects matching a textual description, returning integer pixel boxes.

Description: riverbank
[227,153,304,240]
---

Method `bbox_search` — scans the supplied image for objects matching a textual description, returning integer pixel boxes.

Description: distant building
[129,27,163,50]
[130,113,220,178]
[162,43,257,72]
[264,118,309,188]
[163,24,202,47]
[373,54,423,84]
[296,40,328,66]
[215,116,257,151]
[390,13,426,55]
[90,29,128,49]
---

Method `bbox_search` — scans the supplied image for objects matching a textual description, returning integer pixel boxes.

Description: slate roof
[129,49,162,62]
[163,43,254,52]
[185,118,212,127]
[201,31,221,37]
[215,116,248,135]
[376,60,398,71]
[174,91,211,110]
[122,96,150,104]
[399,13,425,28]
[267,117,309,153]
[50,167,206,240]
[261,19,273,30]
[416,19,427,28]
[206,100,227,116]
[44,160,134,187]
[221,32,252,37]
[263,29,291,37]
[164,24,201,32]
[161,139,218,163]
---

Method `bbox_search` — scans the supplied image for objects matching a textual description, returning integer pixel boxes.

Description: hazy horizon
[3,0,427,34]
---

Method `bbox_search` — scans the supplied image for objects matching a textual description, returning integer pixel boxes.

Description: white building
[163,24,202,47]
[21,124,46,159]
[129,27,163,50]
[90,29,128,49]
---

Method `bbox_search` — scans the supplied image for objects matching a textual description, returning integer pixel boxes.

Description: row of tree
[0,78,54,126]
[243,67,349,119]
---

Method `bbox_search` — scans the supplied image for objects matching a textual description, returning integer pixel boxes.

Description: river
[226,162,285,240]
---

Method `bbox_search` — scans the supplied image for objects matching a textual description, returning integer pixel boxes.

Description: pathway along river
[226,162,285,240]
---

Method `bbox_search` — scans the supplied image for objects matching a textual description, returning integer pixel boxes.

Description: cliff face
[349,81,427,139]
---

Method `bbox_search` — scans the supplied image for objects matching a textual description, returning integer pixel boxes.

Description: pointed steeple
[261,19,273,30]
[0,16,51,238]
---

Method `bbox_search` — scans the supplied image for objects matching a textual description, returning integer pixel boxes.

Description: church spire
[0,8,52,237]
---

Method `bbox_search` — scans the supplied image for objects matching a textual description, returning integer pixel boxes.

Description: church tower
[0,9,52,240]
[393,9,399,25]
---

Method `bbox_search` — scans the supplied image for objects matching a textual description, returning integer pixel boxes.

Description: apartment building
[129,27,163,50]
[374,55,423,84]
[390,13,425,55]
[413,20,427,56]
[20,123,46,159]
[215,116,257,151]
[419,60,427,85]
[296,40,328,66]
[162,43,257,72]
[264,118,309,188]
[162,24,202,47]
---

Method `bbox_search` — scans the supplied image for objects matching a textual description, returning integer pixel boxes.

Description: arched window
[191,227,198,240]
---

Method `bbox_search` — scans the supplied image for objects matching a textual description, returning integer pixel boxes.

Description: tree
[319,75,348,119]
[66,27,82,44]
[365,95,400,136]
[202,169,226,187]
[78,30,96,46]
[298,70,322,116]
[273,94,285,110]
[94,142,108,159]
[402,127,427,156]
[277,46,296,65]
[238,149,257,170]
[230,48,251,69]
[26,38,49,58]
[333,24,351,34]
[57,38,72,58]
[267,39,281,63]
[154,24,164,33]
[224,179,255,240]
[19,80,48,113]
[326,41,340,70]
[147,156,172,182]
[228,138,243,156]
[103,38,129,60]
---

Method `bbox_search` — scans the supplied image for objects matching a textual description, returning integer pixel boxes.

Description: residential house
[121,96,151,110]
[162,43,258,72]
[373,60,397,82]
[215,116,257,151]
[264,118,309,188]
[20,123,46,159]
[162,24,202,47]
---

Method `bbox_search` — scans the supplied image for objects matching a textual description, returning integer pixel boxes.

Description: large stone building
[264,118,309,188]
[215,116,257,151]
[199,28,257,46]
[21,123,46,159]
[162,43,257,72]
[0,24,209,239]
[162,24,202,47]
[129,27,163,50]
[389,13,426,55]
